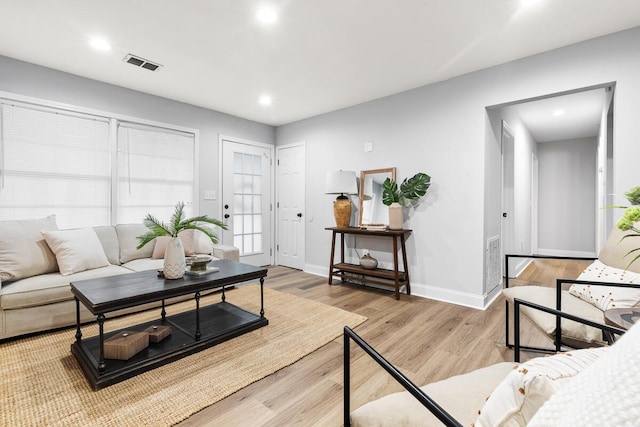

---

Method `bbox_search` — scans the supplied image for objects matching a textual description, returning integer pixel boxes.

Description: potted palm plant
[382,172,431,230]
[137,201,227,279]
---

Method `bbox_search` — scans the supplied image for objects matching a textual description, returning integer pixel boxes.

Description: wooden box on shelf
[143,325,172,343]
[104,331,149,360]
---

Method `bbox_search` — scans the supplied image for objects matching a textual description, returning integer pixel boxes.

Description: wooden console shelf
[326,227,412,299]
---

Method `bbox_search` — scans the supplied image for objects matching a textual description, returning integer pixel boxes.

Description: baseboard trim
[536,248,597,258]
[304,263,496,310]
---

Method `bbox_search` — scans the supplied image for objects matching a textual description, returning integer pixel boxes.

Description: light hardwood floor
[178,258,591,427]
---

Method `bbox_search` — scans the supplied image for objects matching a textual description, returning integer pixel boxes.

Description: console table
[326,227,412,299]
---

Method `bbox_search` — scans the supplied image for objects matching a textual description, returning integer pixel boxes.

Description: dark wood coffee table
[70,259,268,389]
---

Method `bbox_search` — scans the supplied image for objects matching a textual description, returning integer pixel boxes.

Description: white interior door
[221,138,273,266]
[501,121,515,277]
[276,142,305,270]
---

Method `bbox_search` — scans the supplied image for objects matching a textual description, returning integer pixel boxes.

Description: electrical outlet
[364,141,373,152]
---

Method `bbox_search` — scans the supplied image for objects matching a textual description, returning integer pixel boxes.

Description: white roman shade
[0,101,110,228]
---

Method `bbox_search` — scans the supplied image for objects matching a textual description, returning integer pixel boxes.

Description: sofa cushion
[116,223,155,263]
[568,260,640,311]
[0,215,59,282]
[122,258,164,272]
[475,347,607,427]
[93,225,120,265]
[502,286,606,347]
[350,362,517,427]
[42,228,110,276]
[529,322,640,426]
[598,225,640,274]
[0,265,131,310]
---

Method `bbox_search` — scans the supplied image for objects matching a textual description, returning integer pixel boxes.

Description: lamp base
[333,196,351,228]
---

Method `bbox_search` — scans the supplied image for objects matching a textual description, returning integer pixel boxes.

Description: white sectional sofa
[0,216,239,341]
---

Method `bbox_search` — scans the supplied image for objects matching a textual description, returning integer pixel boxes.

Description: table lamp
[325,170,358,228]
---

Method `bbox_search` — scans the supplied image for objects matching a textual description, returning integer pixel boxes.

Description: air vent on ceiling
[123,54,162,72]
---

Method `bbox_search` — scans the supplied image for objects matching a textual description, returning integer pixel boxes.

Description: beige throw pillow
[0,215,59,282]
[475,347,607,427]
[42,228,110,276]
[151,230,196,259]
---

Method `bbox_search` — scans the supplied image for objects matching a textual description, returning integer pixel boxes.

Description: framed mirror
[359,167,396,227]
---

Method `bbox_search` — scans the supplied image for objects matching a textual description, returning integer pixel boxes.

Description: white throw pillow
[42,228,110,276]
[529,322,640,426]
[0,215,59,282]
[569,260,640,311]
[475,347,607,427]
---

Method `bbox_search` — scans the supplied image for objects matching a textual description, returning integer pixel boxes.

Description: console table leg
[195,291,201,340]
[328,231,337,285]
[392,236,400,300]
[74,297,82,343]
[400,234,411,295]
[260,277,265,317]
[97,314,106,373]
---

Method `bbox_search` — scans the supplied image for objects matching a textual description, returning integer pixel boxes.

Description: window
[0,102,110,228]
[0,98,196,228]
[117,122,195,223]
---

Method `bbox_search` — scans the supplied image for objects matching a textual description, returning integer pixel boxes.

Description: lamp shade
[325,170,357,195]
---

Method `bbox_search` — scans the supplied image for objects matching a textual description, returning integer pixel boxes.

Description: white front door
[276,142,305,270]
[221,138,273,266]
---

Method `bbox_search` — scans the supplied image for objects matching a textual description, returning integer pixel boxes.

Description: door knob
[224,214,230,219]
[297,213,303,218]
[224,204,229,210]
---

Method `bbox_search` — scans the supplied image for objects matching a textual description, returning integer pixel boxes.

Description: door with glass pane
[222,139,272,266]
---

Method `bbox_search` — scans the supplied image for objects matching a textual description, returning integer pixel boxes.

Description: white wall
[538,137,597,255]
[277,26,640,308]
[0,55,276,223]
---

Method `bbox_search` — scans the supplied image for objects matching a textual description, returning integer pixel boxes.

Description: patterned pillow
[568,260,640,311]
[528,322,640,426]
[475,347,607,427]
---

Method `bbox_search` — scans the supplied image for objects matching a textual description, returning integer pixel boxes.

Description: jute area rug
[0,285,367,427]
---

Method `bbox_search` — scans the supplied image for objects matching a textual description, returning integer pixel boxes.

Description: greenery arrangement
[611,186,640,268]
[382,172,431,208]
[136,201,227,249]
[624,186,640,205]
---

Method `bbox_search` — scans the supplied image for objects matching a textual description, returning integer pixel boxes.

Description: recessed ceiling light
[259,95,272,106]
[89,37,111,52]
[552,109,565,117]
[255,7,277,24]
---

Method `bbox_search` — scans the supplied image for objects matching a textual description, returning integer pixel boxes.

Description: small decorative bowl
[186,255,213,272]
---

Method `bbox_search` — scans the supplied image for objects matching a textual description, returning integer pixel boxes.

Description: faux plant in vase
[611,185,640,269]
[382,172,431,230]
[137,201,227,279]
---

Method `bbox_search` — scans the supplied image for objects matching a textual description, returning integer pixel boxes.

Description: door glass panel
[232,153,264,256]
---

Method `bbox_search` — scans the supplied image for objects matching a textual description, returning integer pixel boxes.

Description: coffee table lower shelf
[71,301,268,389]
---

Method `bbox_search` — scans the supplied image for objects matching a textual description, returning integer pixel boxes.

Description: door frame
[501,120,515,277]
[275,141,306,269]
[218,134,275,265]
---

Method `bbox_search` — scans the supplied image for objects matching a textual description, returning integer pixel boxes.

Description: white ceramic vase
[388,202,404,230]
[163,236,186,279]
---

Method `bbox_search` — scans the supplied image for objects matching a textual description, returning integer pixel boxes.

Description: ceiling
[506,88,608,142]
[0,1,639,126]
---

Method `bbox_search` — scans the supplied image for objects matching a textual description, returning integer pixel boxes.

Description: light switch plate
[364,141,373,152]
[204,190,216,200]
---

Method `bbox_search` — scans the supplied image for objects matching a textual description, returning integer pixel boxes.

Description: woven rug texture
[0,285,367,426]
